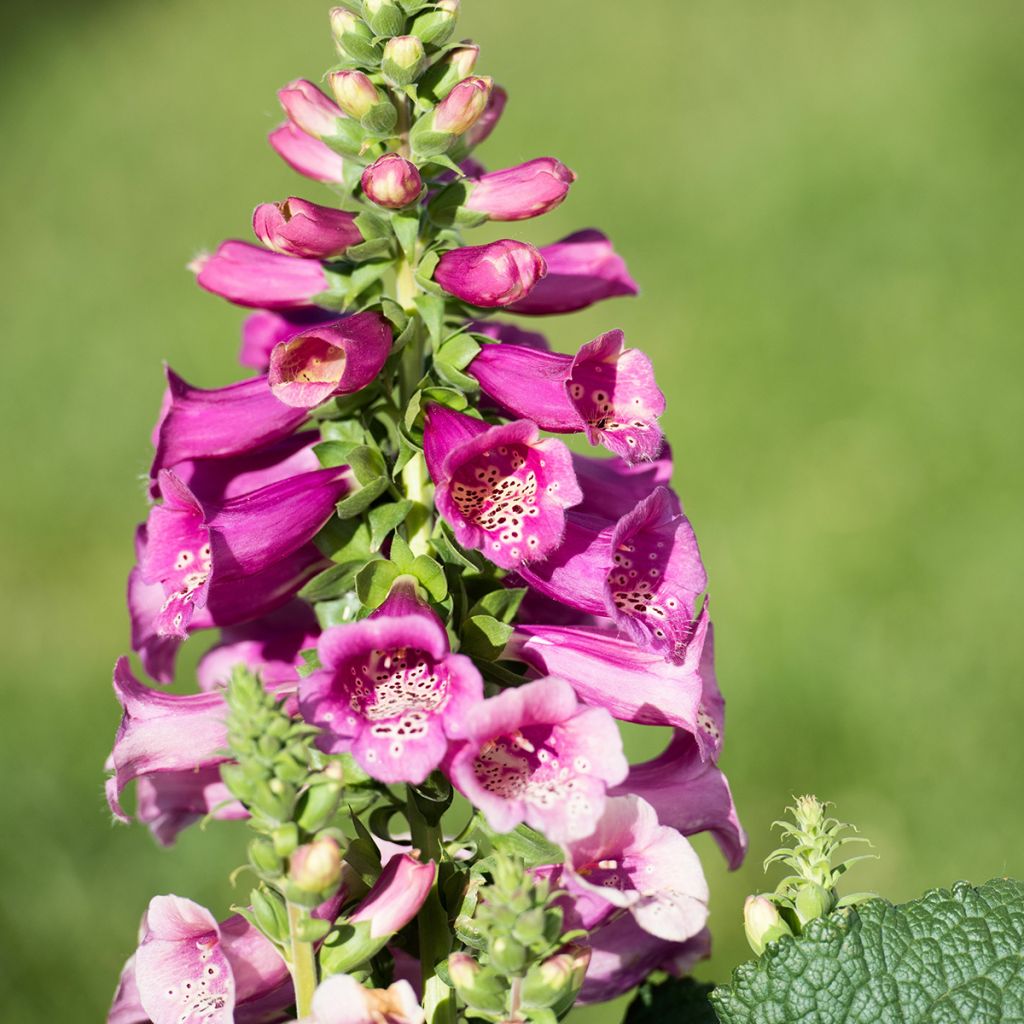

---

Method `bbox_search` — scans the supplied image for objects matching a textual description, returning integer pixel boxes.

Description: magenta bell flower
[268,121,344,184]
[361,153,424,210]
[129,538,327,684]
[509,230,638,316]
[278,78,345,140]
[469,329,666,463]
[434,239,546,308]
[239,308,341,371]
[140,466,350,639]
[253,197,362,259]
[505,604,718,745]
[611,730,747,871]
[571,449,675,520]
[299,580,483,784]
[422,405,582,570]
[469,319,550,351]
[311,975,424,1024]
[194,240,329,309]
[349,851,437,938]
[134,767,246,848]
[268,310,393,409]
[560,795,709,942]
[446,676,628,842]
[151,367,308,476]
[464,157,576,222]
[519,487,707,663]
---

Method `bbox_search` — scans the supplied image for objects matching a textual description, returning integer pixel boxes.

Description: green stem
[406,788,456,1024]
[286,901,318,1018]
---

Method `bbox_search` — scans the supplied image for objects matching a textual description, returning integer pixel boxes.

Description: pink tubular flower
[311,975,424,1024]
[611,730,747,871]
[239,308,341,371]
[150,367,308,476]
[361,153,423,209]
[252,197,362,259]
[194,240,329,309]
[464,157,576,221]
[134,768,247,848]
[505,604,718,748]
[571,449,674,519]
[462,84,506,149]
[519,487,707,663]
[278,78,345,139]
[267,310,393,409]
[469,319,550,351]
[434,239,546,308]
[469,329,666,463]
[422,405,582,570]
[447,676,628,842]
[140,467,350,639]
[349,852,437,938]
[268,121,344,184]
[561,796,709,942]
[434,76,492,135]
[509,230,638,316]
[299,580,483,784]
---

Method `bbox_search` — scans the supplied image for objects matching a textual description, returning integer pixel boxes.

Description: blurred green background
[2,0,1022,1019]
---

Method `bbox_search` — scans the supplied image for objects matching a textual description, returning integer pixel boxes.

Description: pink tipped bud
[330,7,381,63]
[449,44,478,77]
[361,153,423,210]
[743,894,792,955]
[253,197,362,259]
[447,952,481,990]
[465,157,576,222]
[329,70,380,120]
[278,79,344,140]
[420,45,480,102]
[434,76,492,135]
[383,35,426,86]
[350,853,436,939]
[289,837,343,894]
[434,239,546,308]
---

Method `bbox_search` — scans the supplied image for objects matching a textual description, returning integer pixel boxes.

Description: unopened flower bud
[464,157,576,222]
[743,895,792,956]
[278,79,344,141]
[329,70,381,119]
[361,153,423,209]
[794,881,835,926]
[249,838,283,876]
[362,0,405,37]
[434,239,546,308]
[383,35,426,86]
[410,0,459,47]
[448,953,509,1014]
[490,935,528,975]
[521,952,577,1010]
[289,836,343,894]
[253,197,362,259]
[434,75,492,135]
[330,7,382,64]
[419,44,480,101]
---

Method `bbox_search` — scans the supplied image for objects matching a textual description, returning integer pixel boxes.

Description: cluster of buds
[104,3,747,1023]
[743,796,876,955]
[449,855,589,1022]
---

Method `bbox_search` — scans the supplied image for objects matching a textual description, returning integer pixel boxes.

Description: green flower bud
[795,881,836,926]
[250,886,289,944]
[448,953,509,1014]
[330,7,383,64]
[419,44,479,102]
[744,895,793,956]
[272,822,300,858]
[382,35,426,86]
[409,0,459,48]
[249,838,284,877]
[490,935,528,976]
[289,836,344,895]
[511,907,547,947]
[329,70,381,120]
[296,778,345,832]
[363,0,406,36]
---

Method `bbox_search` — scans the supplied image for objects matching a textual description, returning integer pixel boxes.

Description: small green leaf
[299,562,361,603]
[361,100,398,136]
[461,615,514,660]
[315,594,363,629]
[432,522,484,571]
[355,559,402,609]
[435,331,480,372]
[469,588,526,624]
[392,211,421,261]
[414,290,446,345]
[345,445,387,485]
[315,516,372,565]
[335,477,389,519]
[411,553,448,601]
[368,500,414,552]
[344,237,393,264]
[470,820,562,870]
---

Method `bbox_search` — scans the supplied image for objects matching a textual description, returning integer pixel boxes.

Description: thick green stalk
[286,901,318,1018]
[406,789,456,1024]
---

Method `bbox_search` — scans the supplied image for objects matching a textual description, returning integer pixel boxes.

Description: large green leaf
[711,878,1024,1024]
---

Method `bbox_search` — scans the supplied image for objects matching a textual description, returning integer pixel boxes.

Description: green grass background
[2,0,1022,1019]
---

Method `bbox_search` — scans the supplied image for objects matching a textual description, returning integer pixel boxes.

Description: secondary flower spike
[510,229,639,315]
[434,239,546,308]
[423,404,582,569]
[193,240,329,309]
[470,329,666,462]
[267,310,393,408]
[299,579,484,784]
[252,197,362,259]
[447,676,629,842]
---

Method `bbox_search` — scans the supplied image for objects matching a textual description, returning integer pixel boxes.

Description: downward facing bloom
[299,580,484,784]
[433,239,546,308]
[470,329,665,462]
[463,157,576,221]
[194,240,329,309]
[267,310,393,409]
[447,676,628,842]
[423,404,582,569]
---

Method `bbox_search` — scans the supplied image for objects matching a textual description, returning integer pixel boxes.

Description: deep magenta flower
[611,730,747,871]
[446,676,628,842]
[140,466,350,639]
[299,580,484,784]
[434,239,546,308]
[469,319,550,351]
[505,604,717,744]
[239,308,341,370]
[571,449,675,519]
[422,405,582,569]
[560,796,709,942]
[519,487,707,662]
[278,78,345,139]
[267,310,393,409]
[268,121,344,184]
[469,329,665,462]
[151,367,308,477]
[462,84,507,149]
[194,240,329,309]
[349,851,436,939]
[252,197,362,259]
[361,153,424,209]
[509,230,638,315]
[464,158,576,221]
